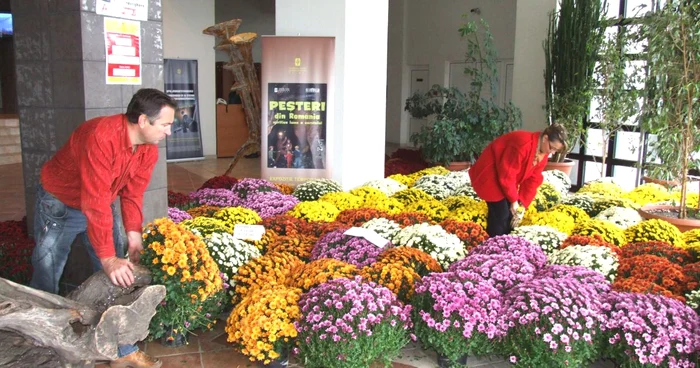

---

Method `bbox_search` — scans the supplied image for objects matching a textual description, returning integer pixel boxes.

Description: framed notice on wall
[96,0,148,21]
[104,17,141,85]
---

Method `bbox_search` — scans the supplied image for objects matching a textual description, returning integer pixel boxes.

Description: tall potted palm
[639,0,700,229]
[543,0,605,172]
[406,17,521,168]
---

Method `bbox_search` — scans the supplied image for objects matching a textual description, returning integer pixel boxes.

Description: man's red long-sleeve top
[41,114,158,259]
[469,131,547,208]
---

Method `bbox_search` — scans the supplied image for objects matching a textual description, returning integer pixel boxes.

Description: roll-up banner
[164,59,205,162]
[261,37,335,185]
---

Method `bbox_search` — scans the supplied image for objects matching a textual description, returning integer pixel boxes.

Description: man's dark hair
[543,123,568,153]
[125,88,177,124]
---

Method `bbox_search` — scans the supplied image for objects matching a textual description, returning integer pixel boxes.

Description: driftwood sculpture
[203,19,262,176]
[0,265,165,368]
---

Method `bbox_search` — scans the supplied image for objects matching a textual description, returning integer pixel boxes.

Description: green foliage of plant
[544,0,605,161]
[640,0,700,218]
[405,17,521,165]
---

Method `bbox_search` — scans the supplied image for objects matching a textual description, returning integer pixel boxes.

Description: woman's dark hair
[543,123,568,153]
[125,88,177,124]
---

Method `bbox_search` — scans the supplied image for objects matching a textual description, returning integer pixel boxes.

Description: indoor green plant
[590,15,644,176]
[405,17,521,166]
[639,0,700,221]
[544,0,605,162]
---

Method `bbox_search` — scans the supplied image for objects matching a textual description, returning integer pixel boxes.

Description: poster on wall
[97,0,148,21]
[261,37,335,185]
[104,17,141,85]
[164,59,204,162]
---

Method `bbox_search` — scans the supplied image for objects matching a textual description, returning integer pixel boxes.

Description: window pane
[571,137,582,154]
[645,134,661,164]
[570,159,580,186]
[613,165,639,191]
[625,60,646,90]
[623,25,645,54]
[584,161,604,183]
[626,0,653,17]
[586,128,605,157]
[605,0,621,18]
[614,131,642,161]
[590,96,602,123]
[623,97,644,126]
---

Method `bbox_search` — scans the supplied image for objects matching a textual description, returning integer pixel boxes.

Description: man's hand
[101,256,135,288]
[510,201,520,216]
[127,230,144,264]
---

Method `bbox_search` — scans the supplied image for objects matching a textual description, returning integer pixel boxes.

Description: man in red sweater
[469,124,567,237]
[30,88,175,368]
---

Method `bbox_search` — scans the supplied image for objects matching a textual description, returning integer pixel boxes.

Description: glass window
[614,131,642,161]
[623,97,644,126]
[570,159,580,185]
[623,25,645,54]
[645,134,661,164]
[589,96,602,123]
[613,165,639,191]
[584,161,604,183]
[586,128,605,157]
[606,0,621,18]
[625,60,646,90]
[625,0,654,17]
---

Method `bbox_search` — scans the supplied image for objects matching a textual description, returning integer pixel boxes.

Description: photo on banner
[164,59,204,162]
[261,37,335,185]
[266,83,328,170]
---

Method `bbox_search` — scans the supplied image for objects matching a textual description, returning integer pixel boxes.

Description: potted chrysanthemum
[295,277,414,368]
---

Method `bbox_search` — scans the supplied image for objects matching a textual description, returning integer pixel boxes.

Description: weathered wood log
[204,20,262,175]
[0,265,165,367]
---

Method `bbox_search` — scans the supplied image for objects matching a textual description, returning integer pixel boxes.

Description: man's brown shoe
[109,351,163,368]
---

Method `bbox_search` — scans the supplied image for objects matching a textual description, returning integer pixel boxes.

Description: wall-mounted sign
[97,0,148,21]
[104,17,141,85]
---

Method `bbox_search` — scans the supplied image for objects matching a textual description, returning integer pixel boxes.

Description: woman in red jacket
[469,124,568,236]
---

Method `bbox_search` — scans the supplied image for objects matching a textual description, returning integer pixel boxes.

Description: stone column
[12,0,166,292]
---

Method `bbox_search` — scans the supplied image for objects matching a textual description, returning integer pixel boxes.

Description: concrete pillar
[276,0,389,190]
[12,0,166,292]
[511,0,557,131]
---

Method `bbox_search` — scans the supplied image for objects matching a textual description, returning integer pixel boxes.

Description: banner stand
[164,59,205,162]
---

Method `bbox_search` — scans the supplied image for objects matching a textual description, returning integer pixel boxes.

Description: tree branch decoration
[203,19,262,176]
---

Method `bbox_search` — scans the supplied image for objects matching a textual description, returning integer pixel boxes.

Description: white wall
[512,0,557,131]
[163,0,216,156]
[215,0,275,63]
[276,0,388,189]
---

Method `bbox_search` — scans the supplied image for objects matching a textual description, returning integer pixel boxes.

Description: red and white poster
[104,17,141,85]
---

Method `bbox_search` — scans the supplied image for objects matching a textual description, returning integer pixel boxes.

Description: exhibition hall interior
[0,0,699,368]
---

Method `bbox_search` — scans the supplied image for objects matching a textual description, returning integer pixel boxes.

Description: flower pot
[642,176,680,189]
[445,161,471,172]
[161,327,187,348]
[260,349,289,368]
[638,204,700,232]
[436,352,468,367]
[544,158,574,176]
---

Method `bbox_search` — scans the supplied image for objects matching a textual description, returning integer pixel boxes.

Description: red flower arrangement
[616,255,689,295]
[385,158,429,177]
[167,190,193,209]
[261,214,310,237]
[390,212,435,228]
[0,217,34,285]
[620,241,693,265]
[440,219,489,253]
[612,277,684,302]
[197,175,239,190]
[335,208,390,227]
[683,262,700,291]
[560,234,622,257]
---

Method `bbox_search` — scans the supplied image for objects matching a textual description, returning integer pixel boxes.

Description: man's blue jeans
[30,184,138,358]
